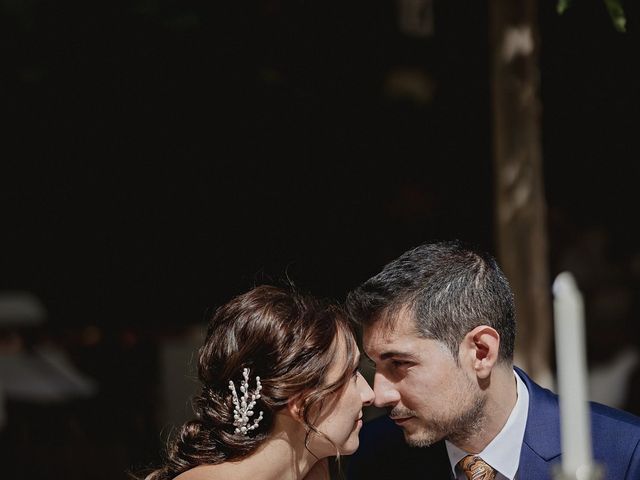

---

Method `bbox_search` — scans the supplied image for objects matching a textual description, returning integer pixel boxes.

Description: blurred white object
[553,271,594,477]
[589,348,639,408]
[0,291,97,413]
[0,346,97,402]
[0,291,46,327]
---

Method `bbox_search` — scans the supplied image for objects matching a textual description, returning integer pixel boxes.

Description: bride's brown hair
[145,285,357,480]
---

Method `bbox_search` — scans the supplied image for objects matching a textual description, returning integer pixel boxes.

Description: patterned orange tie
[458,455,497,480]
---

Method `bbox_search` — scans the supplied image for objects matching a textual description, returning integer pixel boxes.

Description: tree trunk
[489,0,552,387]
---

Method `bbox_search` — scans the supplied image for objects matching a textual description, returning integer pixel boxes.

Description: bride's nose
[358,374,375,406]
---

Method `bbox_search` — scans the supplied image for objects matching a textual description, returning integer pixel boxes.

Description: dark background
[1,1,639,478]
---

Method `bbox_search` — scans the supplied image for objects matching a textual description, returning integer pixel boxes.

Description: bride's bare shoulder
[173,464,226,480]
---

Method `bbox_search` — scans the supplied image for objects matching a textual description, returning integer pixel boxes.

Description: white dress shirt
[446,371,529,480]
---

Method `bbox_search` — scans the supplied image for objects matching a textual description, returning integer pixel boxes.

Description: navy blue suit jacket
[347,368,640,479]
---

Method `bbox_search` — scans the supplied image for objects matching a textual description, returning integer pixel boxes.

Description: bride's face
[308,335,375,457]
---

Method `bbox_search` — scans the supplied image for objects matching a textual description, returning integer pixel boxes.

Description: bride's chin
[339,433,361,455]
[340,445,358,455]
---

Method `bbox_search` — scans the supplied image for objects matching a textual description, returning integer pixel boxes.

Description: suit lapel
[515,367,562,480]
[519,441,558,480]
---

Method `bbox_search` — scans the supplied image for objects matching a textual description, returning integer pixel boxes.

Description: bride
[145,285,374,480]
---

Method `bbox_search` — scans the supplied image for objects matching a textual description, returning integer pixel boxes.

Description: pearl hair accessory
[228,368,264,435]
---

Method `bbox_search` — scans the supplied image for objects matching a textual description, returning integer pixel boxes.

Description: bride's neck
[224,413,321,480]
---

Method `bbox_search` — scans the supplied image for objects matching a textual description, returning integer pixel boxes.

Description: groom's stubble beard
[393,380,488,448]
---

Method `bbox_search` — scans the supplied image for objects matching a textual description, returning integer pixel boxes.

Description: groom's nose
[372,371,401,408]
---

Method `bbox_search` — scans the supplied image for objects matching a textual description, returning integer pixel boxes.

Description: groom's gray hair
[346,240,516,364]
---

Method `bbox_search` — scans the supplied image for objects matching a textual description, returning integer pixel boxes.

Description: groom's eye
[391,359,410,368]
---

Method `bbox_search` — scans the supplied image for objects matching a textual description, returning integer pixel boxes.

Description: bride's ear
[286,394,306,422]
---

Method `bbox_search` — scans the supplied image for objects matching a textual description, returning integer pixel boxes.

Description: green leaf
[557,0,572,15]
[557,0,626,33]
[604,0,627,32]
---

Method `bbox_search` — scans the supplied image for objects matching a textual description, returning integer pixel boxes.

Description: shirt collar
[445,370,529,480]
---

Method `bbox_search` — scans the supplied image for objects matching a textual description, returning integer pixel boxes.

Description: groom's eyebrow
[362,350,418,364]
[362,352,376,366]
[379,351,418,361]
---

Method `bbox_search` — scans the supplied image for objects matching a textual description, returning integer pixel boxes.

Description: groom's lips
[390,416,412,425]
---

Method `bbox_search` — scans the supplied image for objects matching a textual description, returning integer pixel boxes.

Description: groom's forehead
[363,305,419,340]
[363,318,421,356]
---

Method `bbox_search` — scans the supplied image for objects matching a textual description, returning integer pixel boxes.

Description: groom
[346,241,640,480]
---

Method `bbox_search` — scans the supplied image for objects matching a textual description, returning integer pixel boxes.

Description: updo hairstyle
[146,285,357,480]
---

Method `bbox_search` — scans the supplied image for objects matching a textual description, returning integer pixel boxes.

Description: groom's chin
[402,429,441,448]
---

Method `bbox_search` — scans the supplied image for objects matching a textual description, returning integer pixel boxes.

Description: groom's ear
[459,325,500,379]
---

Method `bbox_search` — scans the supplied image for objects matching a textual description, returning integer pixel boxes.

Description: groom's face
[363,309,486,447]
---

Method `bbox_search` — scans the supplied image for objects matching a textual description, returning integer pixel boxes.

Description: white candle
[553,272,593,477]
